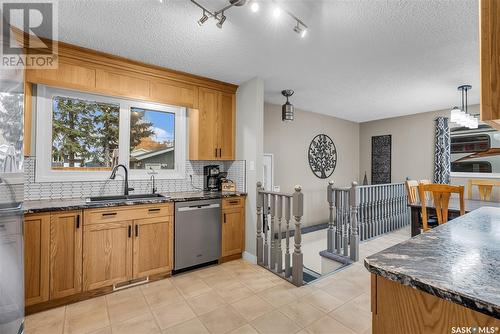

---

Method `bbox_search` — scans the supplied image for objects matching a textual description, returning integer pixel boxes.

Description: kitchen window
[36,86,186,182]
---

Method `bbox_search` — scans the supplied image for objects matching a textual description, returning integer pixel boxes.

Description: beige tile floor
[25,226,410,334]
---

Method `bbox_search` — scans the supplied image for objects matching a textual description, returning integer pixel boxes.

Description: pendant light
[450,85,477,129]
[281,89,294,121]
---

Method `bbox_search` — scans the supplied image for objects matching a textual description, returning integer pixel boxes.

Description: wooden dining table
[409,198,500,236]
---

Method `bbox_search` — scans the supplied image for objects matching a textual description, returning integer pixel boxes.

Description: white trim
[35,85,186,182]
[451,172,500,179]
[242,251,257,264]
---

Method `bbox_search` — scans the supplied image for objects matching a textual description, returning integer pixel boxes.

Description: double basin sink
[86,193,168,203]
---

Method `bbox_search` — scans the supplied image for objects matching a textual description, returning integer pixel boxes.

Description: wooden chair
[405,180,419,204]
[418,179,432,201]
[418,183,465,231]
[467,179,500,201]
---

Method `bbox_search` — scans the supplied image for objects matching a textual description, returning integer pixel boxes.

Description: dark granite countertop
[364,207,500,319]
[23,191,247,214]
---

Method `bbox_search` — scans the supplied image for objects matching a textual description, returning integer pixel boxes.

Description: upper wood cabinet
[190,88,236,160]
[24,213,50,306]
[480,0,500,128]
[49,211,83,299]
[23,39,237,156]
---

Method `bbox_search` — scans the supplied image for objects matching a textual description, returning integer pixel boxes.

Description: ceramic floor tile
[258,284,297,307]
[349,293,371,312]
[228,324,259,334]
[140,278,174,296]
[87,328,111,334]
[106,291,150,324]
[24,322,64,334]
[187,291,228,316]
[319,279,364,304]
[152,300,197,330]
[63,308,109,334]
[251,310,301,334]
[241,277,276,293]
[279,302,326,328]
[214,281,254,303]
[305,315,356,334]
[25,307,66,330]
[162,318,210,334]
[230,295,275,322]
[329,302,371,334]
[144,284,185,309]
[66,296,106,319]
[175,278,212,299]
[198,305,247,334]
[299,290,345,313]
[111,312,160,334]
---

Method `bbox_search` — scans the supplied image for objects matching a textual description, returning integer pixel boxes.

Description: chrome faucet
[109,164,134,195]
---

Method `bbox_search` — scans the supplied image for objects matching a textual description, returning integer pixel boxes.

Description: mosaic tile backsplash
[24,157,246,200]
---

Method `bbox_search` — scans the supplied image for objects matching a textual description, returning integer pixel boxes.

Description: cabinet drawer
[222,197,245,209]
[84,204,173,225]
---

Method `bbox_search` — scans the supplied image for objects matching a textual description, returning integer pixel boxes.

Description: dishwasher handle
[177,203,220,212]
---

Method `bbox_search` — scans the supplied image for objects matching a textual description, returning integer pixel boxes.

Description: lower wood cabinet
[82,221,133,291]
[221,197,246,258]
[49,211,83,299]
[82,204,173,291]
[24,213,50,306]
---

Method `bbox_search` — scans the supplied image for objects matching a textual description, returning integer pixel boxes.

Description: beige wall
[359,105,480,183]
[264,103,359,227]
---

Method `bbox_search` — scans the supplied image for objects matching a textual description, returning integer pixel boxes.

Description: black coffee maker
[204,165,220,191]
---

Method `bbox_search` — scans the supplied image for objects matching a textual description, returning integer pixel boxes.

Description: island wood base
[371,274,500,334]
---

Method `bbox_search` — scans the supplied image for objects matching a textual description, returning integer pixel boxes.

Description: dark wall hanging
[371,135,391,184]
[308,134,337,179]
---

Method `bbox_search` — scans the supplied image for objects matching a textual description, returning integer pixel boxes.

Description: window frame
[35,85,186,182]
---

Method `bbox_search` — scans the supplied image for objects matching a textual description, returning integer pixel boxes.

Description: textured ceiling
[51,0,478,122]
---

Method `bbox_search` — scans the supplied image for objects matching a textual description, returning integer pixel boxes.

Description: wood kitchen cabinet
[133,216,173,278]
[221,197,246,259]
[480,0,500,128]
[49,211,83,299]
[189,88,236,161]
[24,213,50,306]
[82,221,133,291]
[82,204,173,291]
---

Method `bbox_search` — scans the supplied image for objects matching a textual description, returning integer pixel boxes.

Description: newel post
[327,180,336,252]
[349,181,360,262]
[292,185,304,286]
[256,182,264,265]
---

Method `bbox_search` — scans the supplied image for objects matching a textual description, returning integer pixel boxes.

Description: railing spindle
[276,195,283,274]
[256,182,264,265]
[285,196,291,278]
[292,185,304,286]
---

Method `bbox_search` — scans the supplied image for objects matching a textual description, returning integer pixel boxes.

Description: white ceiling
[52,0,479,122]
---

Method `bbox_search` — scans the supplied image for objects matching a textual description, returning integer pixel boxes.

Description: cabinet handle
[224,213,226,224]
[229,200,239,205]
[215,148,218,158]
[128,225,132,238]
[135,224,139,237]
[219,148,222,157]
[76,214,80,229]
[148,208,161,213]
[102,212,117,217]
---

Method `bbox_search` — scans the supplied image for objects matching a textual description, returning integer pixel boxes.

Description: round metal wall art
[308,134,337,179]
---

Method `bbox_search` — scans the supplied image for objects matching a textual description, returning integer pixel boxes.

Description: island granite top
[364,206,500,319]
[23,191,246,214]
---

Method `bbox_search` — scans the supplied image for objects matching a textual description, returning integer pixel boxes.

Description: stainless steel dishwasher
[174,199,221,271]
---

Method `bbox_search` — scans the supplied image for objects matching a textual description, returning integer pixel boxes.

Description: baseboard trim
[242,251,257,263]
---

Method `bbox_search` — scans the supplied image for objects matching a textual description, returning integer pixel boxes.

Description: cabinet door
[83,221,133,291]
[49,211,83,299]
[191,87,219,160]
[24,214,50,306]
[218,92,235,160]
[133,216,173,278]
[221,208,245,257]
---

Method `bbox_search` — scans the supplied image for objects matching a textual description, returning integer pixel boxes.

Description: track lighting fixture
[197,11,209,26]
[189,0,308,37]
[216,12,226,29]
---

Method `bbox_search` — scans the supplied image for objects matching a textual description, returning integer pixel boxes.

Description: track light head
[217,12,226,29]
[250,1,259,12]
[273,6,281,18]
[197,11,209,26]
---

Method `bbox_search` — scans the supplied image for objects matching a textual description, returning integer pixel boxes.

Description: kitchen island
[365,207,500,334]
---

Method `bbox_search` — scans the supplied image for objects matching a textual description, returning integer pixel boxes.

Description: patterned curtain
[433,117,451,184]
